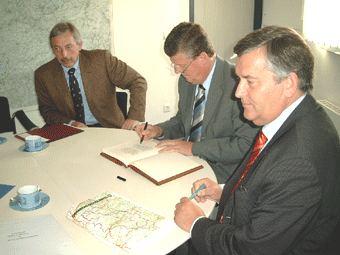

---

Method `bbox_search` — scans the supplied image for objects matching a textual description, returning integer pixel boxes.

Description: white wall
[262,0,304,34]
[309,42,340,106]
[111,0,189,125]
[195,0,254,61]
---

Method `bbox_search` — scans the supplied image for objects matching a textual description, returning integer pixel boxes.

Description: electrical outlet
[163,104,170,113]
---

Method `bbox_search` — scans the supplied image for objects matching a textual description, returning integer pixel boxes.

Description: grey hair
[49,22,82,48]
[234,25,314,92]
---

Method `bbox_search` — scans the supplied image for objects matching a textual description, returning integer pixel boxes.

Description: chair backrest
[0,96,15,133]
[12,110,39,134]
[116,91,128,119]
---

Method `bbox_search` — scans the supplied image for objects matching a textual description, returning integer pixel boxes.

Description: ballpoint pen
[189,184,206,200]
[140,122,148,144]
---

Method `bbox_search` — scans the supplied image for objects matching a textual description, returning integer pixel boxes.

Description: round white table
[0,128,216,255]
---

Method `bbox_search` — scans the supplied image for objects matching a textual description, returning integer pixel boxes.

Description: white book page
[131,153,202,182]
[102,139,162,166]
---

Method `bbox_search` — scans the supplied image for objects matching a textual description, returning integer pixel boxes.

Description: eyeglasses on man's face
[171,59,194,74]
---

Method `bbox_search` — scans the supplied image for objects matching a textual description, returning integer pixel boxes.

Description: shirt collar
[201,58,216,91]
[61,58,80,73]
[262,93,307,145]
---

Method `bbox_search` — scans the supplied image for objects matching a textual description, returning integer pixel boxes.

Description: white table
[0,128,216,255]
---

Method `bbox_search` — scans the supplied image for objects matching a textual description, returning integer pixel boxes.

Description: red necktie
[219,131,267,223]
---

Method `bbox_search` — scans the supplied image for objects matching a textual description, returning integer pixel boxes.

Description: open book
[100,139,203,185]
[66,192,175,253]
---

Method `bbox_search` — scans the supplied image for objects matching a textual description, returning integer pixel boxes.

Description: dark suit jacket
[157,56,259,183]
[192,94,340,254]
[35,49,147,128]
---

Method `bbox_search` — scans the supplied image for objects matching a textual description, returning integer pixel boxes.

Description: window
[304,0,340,53]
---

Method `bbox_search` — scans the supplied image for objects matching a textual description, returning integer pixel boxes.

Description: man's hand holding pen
[174,178,222,232]
[135,123,163,141]
[190,178,222,204]
[140,122,148,144]
[135,123,194,155]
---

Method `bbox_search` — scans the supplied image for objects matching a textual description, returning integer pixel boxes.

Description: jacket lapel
[184,82,196,136]
[201,57,224,133]
[52,59,75,111]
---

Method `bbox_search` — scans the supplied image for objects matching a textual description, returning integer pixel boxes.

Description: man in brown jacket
[35,22,147,129]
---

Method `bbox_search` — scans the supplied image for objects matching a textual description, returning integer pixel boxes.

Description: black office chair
[116,91,128,119]
[0,96,15,133]
[12,110,39,134]
[0,96,39,134]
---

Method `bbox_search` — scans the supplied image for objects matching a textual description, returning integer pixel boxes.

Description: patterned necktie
[219,131,267,223]
[231,130,267,194]
[68,68,85,123]
[189,85,206,142]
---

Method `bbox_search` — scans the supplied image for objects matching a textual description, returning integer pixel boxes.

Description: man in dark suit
[174,26,340,254]
[35,22,147,129]
[135,22,259,183]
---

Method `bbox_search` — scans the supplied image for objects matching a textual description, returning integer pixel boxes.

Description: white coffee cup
[25,135,43,152]
[10,185,42,209]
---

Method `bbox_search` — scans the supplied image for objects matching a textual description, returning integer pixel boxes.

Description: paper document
[0,214,84,255]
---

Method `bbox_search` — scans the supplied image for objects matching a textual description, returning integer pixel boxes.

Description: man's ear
[198,52,208,63]
[284,72,299,98]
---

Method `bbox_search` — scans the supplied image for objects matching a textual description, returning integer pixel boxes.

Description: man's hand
[71,121,87,128]
[174,197,205,233]
[191,178,223,203]
[121,119,139,130]
[156,140,194,156]
[135,123,163,140]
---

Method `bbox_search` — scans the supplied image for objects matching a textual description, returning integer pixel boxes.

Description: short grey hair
[234,26,314,92]
[49,22,82,48]
[164,22,215,59]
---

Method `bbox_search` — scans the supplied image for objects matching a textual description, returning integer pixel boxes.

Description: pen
[189,184,206,200]
[117,176,126,182]
[140,122,148,144]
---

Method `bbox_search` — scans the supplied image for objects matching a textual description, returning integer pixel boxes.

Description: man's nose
[235,80,246,98]
[61,49,67,57]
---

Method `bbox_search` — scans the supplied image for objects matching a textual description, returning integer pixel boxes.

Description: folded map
[66,192,174,253]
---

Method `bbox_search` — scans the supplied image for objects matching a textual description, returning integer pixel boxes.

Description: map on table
[66,192,174,253]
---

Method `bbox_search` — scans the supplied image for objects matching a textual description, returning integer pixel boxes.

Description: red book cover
[15,124,83,143]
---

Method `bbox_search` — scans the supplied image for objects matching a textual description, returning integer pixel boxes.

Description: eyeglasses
[171,59,194,74]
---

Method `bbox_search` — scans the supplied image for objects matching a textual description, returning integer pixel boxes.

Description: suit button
[239,185,246,191]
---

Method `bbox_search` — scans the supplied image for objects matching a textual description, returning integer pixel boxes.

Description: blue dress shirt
[62,59,99,125]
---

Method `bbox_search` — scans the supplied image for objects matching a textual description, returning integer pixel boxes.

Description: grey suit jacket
[35,49,147,128]
[157,56,259,183]
[192,94,340,254]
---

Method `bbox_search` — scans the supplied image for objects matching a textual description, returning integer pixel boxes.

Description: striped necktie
[68,68,85,123]
[189,85,206,142]
[219,131,267,223]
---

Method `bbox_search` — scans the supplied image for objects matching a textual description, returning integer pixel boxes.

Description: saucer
[10,192,50,211]
[0,137,7,145]
[19,142,49,153]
